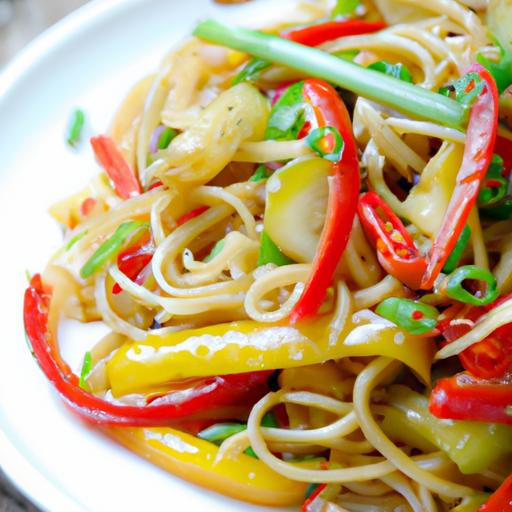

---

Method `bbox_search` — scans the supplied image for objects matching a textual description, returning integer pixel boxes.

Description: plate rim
[0,1,147,510]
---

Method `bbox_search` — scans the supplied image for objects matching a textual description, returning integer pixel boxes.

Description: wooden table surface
[1,2,89,509]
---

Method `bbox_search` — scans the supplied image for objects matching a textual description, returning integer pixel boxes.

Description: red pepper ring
[421,65,499,289]
[358,191,427,290]
[289,79,360,322]
[478,472,512,511]
[23,274,272,426]
[429,372,512,425]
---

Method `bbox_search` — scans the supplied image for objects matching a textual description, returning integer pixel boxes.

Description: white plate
[0,1,300,510]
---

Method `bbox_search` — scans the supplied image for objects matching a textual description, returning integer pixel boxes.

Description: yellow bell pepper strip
[23,274,273,426]
[478,473,512,512]
[386,385,512,474]
[107,311,435,396]
[105,425,309,507]
[421,65,499,289]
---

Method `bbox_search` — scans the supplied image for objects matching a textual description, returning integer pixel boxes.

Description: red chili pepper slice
[282,20,386,47]
[478,473,512,512]
[358,191,427,290]
[290,79,360,322]
[91,135,141,200]
[112,233,154,295]
[23,275,271,426]
[301,483,327,512]
[429,371,512,425]
[441,293,512,379]
[176,206,210,226]
[421,65,499,289]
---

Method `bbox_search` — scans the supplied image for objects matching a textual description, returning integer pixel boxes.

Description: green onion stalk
[193,20,467,129]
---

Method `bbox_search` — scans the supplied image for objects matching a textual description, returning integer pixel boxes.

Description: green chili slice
[477,155,508,207]
[79,352,92,390]
[258,231,294,267]
[444,265,499,306]
[80,221,148,279]
[306,126,344,162]
[375,297,439,335]
[67,109,85,147]
[368,61,413,83]
[442,225,471,274]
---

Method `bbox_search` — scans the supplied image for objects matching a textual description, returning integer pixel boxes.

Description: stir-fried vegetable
[24,275,272,425]
[478,473,512,512]
[442,225,471,274]
[66,109,85,147]
[107,311,435,396]
[421,65,499,288]
[387,385,512,473]
[375,298,439,335]
[430,372,512,425]
[367,61,413,83]
[193,20,466,128]
[441,265,499,306]
[90,135,141,199]
[257,231,294,266]
[358,192,427,290]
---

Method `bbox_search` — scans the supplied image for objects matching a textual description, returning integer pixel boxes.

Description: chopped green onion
[197,422,246,444]
[25,269,32,283]
[477,155,508,207]
[332,0,360,17]
[444,265,499,306]
[265,81,306,141]
[203,238,225,263]
[306,126,344,162]
[442,225,471,274]
[477,35,512,94]
[193,20,466,128]
[67,109,85,147]
[65,230,88,251]
[158,127,177,149]
[258,231,294,267]
[375,298,439,335]
[249,164,272,182]
[79,352,92,390]
[233,57,271,85]
[368,61,413,83]
[80,221,148,279]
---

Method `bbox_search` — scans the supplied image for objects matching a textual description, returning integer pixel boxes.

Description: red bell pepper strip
[301,483,327,512]
[478,473,512,512]
[176,205,209,226]
[421,64,499,289]
[112,233,154,295]
[358,191,427,290]
[429,372,512,425]
[282,19,386,47]
[23,274,272,426]
[90,135,141,200]
[289,79,360,322]
[441,293,512,380]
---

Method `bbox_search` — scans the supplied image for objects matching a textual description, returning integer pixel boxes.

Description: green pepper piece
[368,61,413,83]
[442,225,471,274]
[158,127,177,149]
[258,231,294,267]
[197,422,246,444]
[249,164,272,182]
[386,385,512,474]
[444,265,499,306]
[265,81,307,141]
[477,154,508,207]
[80,221,148,279]
[233,57,271,85]
[375,297,439,335]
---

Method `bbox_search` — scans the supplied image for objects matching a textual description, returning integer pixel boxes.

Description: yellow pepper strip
[107,312,435,396]
[401,142,463,237]
[105,425,308,507]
